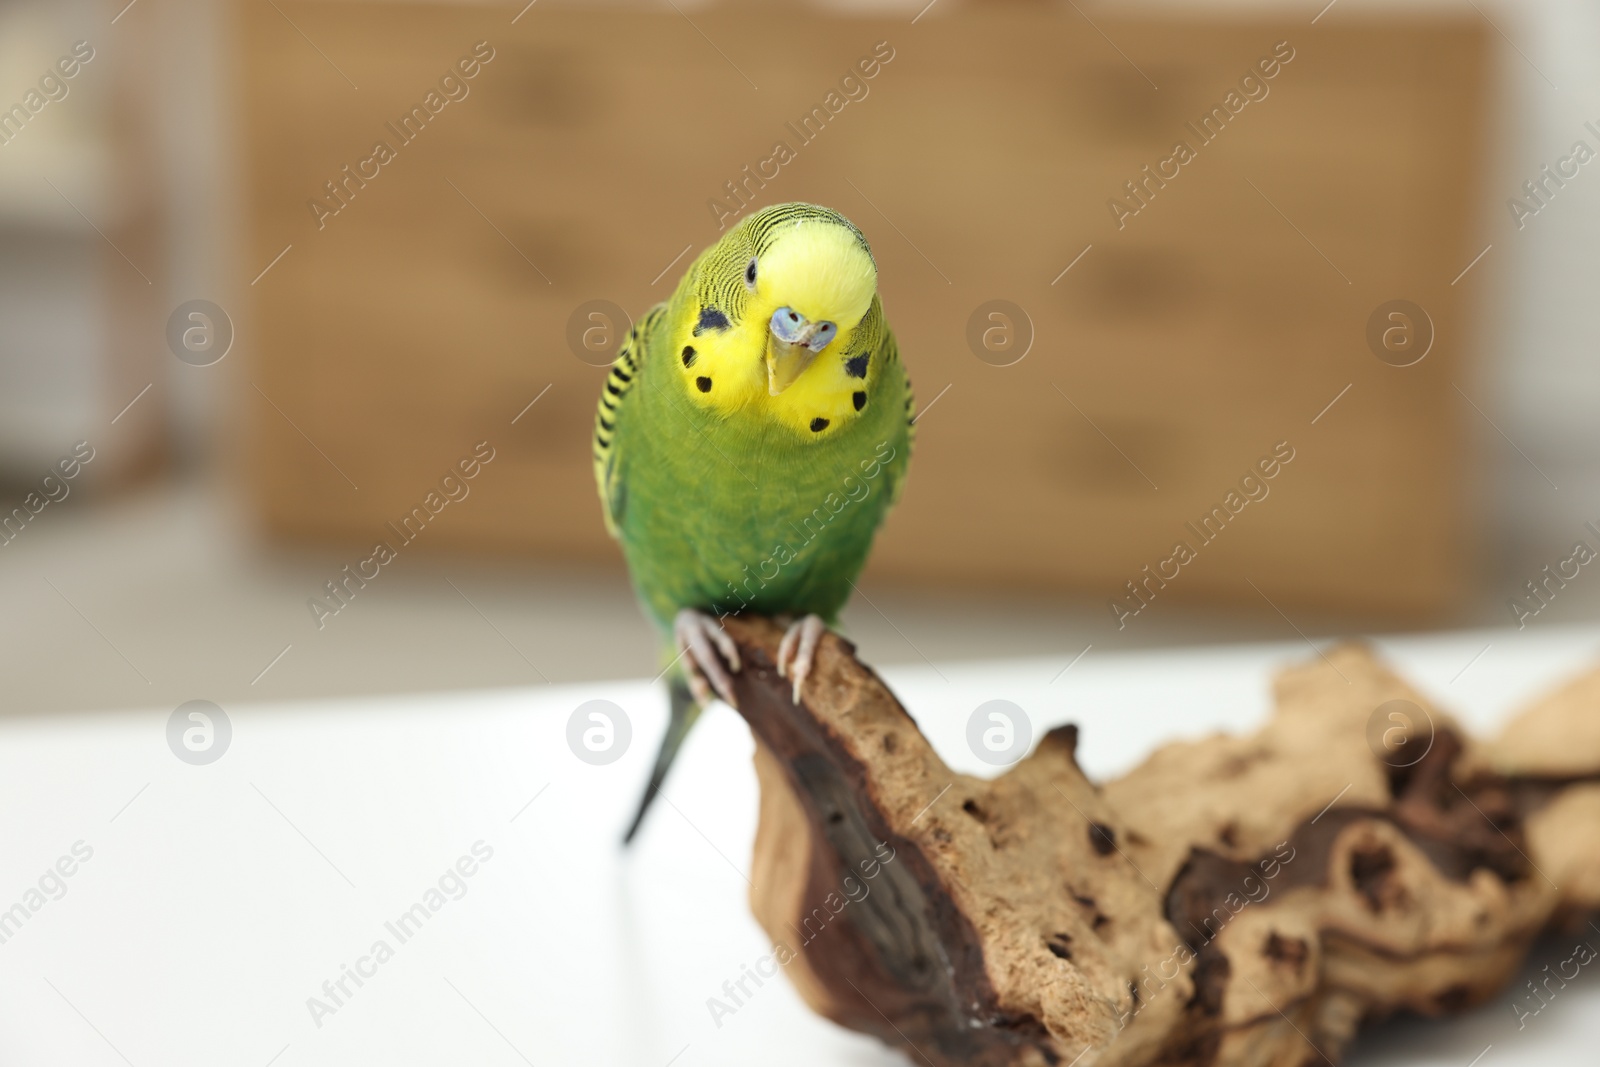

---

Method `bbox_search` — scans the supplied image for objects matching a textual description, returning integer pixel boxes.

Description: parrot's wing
[883,327,913,510]
[593,303,667,538]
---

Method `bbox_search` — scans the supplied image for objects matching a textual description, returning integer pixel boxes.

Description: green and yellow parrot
[593,202,914,842]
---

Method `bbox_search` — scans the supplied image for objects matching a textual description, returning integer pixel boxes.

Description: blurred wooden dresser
[241,0,1487,620]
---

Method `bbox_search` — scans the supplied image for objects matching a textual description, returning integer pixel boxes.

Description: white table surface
[3,624,1598,1067]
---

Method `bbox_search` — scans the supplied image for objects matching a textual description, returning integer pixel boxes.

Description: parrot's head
[679,203,883,437]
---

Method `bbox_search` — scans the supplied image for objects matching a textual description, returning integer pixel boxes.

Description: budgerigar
[593,203,914,842]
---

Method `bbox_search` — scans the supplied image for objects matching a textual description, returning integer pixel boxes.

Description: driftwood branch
[720,617,1600,1067]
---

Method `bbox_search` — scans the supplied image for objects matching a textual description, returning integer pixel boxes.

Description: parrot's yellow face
[675,204,882,438]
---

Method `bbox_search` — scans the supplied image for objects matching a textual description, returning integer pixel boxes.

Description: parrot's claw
[776,614,827,704]
[674,609,740,709]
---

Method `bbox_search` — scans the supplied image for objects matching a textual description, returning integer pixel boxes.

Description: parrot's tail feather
[622,676,703,845]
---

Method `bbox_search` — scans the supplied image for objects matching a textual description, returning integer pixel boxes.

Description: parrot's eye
[744,257,758,290]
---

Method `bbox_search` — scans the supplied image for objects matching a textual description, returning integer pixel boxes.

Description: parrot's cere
[592,203,914,842]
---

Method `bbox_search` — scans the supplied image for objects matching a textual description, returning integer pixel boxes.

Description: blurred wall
[1486,0,1600,569]
[0,0,242,490]
[0,0,121,478]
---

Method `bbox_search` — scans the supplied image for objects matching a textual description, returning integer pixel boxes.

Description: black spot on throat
[696,376,712,393]
[852,391,866,411]
[694,307,730,335]
[810,417,829,432]
[681,346,697,367]
[845,353,870,379]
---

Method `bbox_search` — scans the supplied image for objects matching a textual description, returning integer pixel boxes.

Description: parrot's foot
[674,609,741,708]
[776,614,827,704]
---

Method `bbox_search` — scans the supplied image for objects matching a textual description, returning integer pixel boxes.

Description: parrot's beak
[766,334,817,396]
[766,307,835,395]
